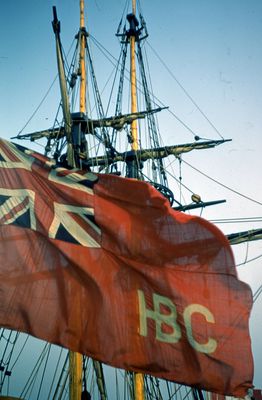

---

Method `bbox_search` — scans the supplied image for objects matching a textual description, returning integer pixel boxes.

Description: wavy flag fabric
[0,138,253,396]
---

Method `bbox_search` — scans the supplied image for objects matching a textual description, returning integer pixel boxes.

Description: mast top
[80,0,85,28]
[79,0,87,114]
[132,0,136,15]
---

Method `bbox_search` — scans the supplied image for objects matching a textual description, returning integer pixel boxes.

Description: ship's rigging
[11,6,233,213]
[0,0,261,399]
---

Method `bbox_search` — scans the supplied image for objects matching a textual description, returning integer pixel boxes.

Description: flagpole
[130,0,145,398]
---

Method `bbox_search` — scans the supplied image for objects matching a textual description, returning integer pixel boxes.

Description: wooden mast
[130,0,144,399]
[130,0,138,152]
[69,1,86,398]
[79,0,86,113]
[69,350,82,400]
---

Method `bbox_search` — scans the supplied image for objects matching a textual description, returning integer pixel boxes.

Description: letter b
[138,290,181,343]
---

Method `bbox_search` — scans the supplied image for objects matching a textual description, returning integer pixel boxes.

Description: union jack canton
[0,138,101,248]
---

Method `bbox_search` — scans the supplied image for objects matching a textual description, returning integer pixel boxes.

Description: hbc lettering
[138,290,217,354]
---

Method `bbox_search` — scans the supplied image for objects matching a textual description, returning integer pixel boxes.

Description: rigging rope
[146,41,224,140]
[36,344,51,400]
[236,253,262,267]
[89,34,202,140]
[17,75,58,136]
[47,348,66,399]
[17,39,75,137]
[0,330,19,391]
[20,342,50,399]
[182,158,262,206]
[210,217,262,224]
[51,352,69,400]
[253,285,262,303]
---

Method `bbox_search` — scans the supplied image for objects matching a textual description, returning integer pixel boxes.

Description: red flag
[0,138,253,396]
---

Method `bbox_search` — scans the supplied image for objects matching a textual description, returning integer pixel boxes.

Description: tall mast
[130,0,138,152]
[69,351,82,399]
[129,1,145,398]
[79,0,86,113]
[124,0,141,179]
[68,2,85,397]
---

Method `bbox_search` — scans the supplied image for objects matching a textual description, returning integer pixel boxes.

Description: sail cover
[0,138,253,396]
